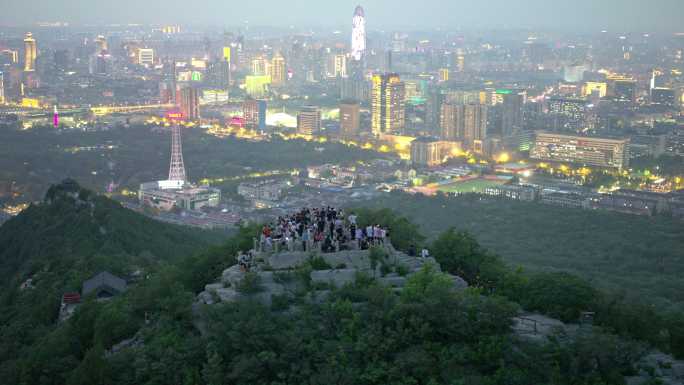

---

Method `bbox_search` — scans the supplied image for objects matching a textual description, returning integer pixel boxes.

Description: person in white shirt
[421,248,430,259]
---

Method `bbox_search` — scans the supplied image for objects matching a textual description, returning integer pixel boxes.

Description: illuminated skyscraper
[243,99,267,131]
[351,6,366,62]
[94,35,108,54]
[0,71,5,104]
[340,101,360,138]
[270,53,286,85]
[371,73,405,135]
[180,87,201,121]
[327,54,347,78]
[297,106,321,135]
[23,32,37,72]
[137,48,154,66]
[463,104,488,146]
[251,55,268,76]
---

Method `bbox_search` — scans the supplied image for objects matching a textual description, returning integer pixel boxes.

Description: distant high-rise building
[297,106,321,135]
[351,6,366,61]
[89,52,110,75]
[270,53,286,85]
[137,48,154,66]
[371,73,405,135]
[609,78,637,103]
[245,75,271,98]
[340,101,360,137]
[440,102,463,141]
[23,32,37,72]
[340,76,369,102]
[452,49,465,72]
[463,104,488,146]
[243,99,267,131]
[500,89,526,137]
[1,49,19,64]
[327,54,347,78]
[180,87,200,121]
[410,137,455,167]
[547,97,589,132]
[530,132,630,169]
[438,68,449,82]
[440,102,487,147]
[651,88,676,107]
[251,55,268,76]
[94,35,108,54]
[0,71,4,104]
[582,82,607,98]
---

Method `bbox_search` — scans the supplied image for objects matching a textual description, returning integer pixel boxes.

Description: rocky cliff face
[197,245,468,306]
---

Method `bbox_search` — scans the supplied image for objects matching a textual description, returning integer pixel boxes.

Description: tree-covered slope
[0,179,224,285]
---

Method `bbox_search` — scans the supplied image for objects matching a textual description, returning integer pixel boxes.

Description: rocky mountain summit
[198,243,468,306]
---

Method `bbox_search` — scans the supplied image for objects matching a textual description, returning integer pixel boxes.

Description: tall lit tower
[351,6,366,62]
[168,123,187,183]
[23,32,37,72]
[53,105,59,128]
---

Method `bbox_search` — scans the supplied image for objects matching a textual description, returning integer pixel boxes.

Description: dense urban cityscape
[0,1,683,385]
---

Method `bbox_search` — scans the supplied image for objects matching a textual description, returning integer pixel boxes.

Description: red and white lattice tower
[168,124,187,183]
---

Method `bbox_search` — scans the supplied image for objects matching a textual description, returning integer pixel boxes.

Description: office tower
[54,50,69,71]
[351,6,366,61]
[0,71,4,104]
[297,106,321,135]
[582,82,607,98]
[500,90,526,137]
[326,54,347,78]
[440,102,463,141]
[438,68,449,82]
[270,53,286,85]
[453,49,465,72]
[243,99,267,131]
[245,75,271,98]
[137,48,154,66]
[463,104,488,146]
[340,76,369,102]
[651,88,676,107]
[340,101,360,138]
[180,87,200,121]
[94,35,108,54]
[530,132,630,169]
[547,98,589,132]
[563,63,587,83]
[426,88,445,135]
[371,73,405,135]
[251,55,268,76]
[23,32,37,72]
[89,52,110,75]
[410,137,453,167]
[1,49,19,64]
[610,78,637,103]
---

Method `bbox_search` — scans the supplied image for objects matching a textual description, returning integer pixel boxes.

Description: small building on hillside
[82,271,127,299]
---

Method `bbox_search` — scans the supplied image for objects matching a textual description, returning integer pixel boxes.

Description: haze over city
[1,0,684,31]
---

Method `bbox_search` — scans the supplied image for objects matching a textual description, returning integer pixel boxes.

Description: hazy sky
[1,0,683,31]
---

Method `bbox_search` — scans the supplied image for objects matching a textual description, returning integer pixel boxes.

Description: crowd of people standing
[256,207,389,254]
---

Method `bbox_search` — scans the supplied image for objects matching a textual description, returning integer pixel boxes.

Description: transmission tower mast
[168,124,186,183]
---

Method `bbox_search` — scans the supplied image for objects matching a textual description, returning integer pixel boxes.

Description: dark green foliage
[359,191,684,313]
[307,255,333,270]
[517,272,597,322]
[235,272,262,294]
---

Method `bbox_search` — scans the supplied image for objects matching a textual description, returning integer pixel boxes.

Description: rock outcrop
[197,245,468,307]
